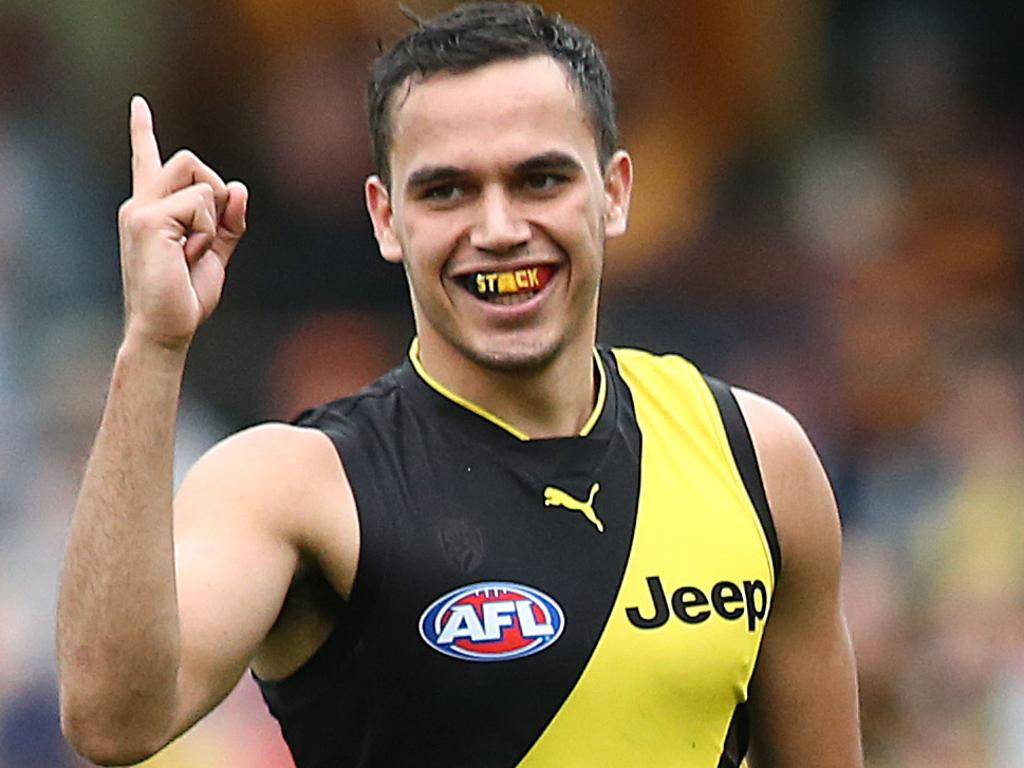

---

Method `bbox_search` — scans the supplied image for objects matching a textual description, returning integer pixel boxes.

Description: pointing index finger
[130,95,162,197]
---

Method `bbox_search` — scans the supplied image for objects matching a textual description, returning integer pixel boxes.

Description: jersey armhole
[702,375,783,582]
[286,408,392,659]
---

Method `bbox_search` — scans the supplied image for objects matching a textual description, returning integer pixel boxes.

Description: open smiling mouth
[459,265,556,305]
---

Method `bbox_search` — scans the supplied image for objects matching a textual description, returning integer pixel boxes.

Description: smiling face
[366,55,632,374]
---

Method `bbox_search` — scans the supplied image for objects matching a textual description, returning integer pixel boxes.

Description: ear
[602,150,633,239]
[365,175,404,263]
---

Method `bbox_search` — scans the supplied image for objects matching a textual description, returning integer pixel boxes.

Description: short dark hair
[368,2,617,186]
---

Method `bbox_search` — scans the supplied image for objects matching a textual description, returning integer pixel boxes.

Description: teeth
[487,292,537,305]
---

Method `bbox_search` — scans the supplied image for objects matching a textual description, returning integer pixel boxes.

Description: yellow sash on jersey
[518,349,775,767]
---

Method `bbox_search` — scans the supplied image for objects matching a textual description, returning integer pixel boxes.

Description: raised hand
[117,95,247,349]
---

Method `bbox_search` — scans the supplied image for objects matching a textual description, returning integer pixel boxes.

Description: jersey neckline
[404,337,611,442]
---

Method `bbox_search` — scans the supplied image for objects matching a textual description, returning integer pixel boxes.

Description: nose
[469,186,530,253]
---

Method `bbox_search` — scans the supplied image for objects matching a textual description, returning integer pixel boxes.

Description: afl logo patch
[419,581,565,662]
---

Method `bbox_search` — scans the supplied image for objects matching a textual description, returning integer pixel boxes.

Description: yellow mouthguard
[472,266,551,296]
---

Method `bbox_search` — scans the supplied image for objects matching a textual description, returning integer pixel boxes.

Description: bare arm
[735,390,863,768]
[61,395,351,763]
[58,338,189,763]
[169,423,355,740]
[56,96,258,763]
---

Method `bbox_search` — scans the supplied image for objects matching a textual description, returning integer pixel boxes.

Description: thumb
[211,180,248,268]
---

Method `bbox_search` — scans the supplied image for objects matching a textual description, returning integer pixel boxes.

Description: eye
[523,173,566,193]
[424,184,465,203]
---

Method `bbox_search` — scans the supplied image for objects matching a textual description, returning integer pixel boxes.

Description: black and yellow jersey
[256,343,781,767]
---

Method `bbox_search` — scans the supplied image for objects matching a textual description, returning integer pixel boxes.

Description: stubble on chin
[456,333,565,376]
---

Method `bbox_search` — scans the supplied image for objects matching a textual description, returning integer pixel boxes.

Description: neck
[414,336,598,440]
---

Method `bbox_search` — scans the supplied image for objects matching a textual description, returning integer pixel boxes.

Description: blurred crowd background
[0,0,1021,766]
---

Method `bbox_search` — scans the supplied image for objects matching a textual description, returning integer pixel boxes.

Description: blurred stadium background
[0,0,1022,766]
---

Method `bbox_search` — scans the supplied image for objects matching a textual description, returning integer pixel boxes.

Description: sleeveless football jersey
[256,343,781,768]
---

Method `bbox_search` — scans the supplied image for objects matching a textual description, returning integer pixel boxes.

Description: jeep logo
[625,575,768,632]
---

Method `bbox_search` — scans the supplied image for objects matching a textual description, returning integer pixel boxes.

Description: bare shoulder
[731,388,841,578]
[178,422,345,510]
[185,421,339,480]
[731,391,863,766]
[175,422,358,596]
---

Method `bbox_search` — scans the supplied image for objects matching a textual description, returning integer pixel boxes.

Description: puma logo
[544,483,603,533]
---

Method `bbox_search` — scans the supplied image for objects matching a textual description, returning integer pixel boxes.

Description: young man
[58,3,862,766]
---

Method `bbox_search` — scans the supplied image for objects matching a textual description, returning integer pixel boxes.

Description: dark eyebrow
[406,165,466,191]
[406,151,585,192]
[513,151,584,175]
